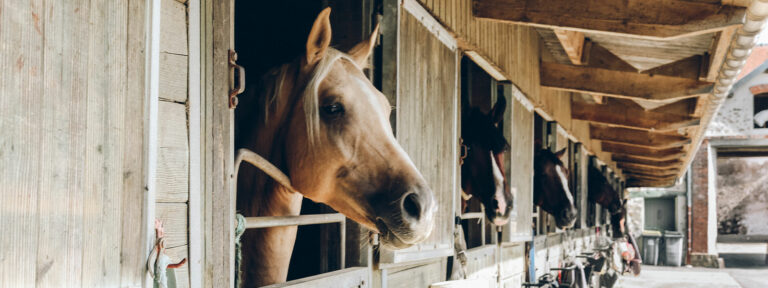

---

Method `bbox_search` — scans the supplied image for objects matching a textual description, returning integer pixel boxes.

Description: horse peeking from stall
[236,8,437,286]
[587,166,626,237]
[460,95,514,225]
[533,145,578,229]
[449,95,514,280]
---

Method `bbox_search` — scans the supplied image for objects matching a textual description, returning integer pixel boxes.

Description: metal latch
[229,50,245,109]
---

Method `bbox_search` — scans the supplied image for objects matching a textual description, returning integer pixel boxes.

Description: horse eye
[321,103,345,117]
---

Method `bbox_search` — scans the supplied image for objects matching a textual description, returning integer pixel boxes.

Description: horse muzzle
[555,208,578,229]
[375,186,437,249]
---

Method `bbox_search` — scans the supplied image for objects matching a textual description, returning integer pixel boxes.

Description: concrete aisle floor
[616,265,768,288]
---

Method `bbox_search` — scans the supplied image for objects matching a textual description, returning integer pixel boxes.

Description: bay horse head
[534,147,578,229]
[460,95,513,226]
[587,167,624,214]
[587,166,625,236]
[243,8,436,249]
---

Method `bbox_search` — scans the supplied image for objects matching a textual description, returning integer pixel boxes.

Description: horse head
[248,8,436,249]
[534,147,578,229]
[461,95,514,226]
[588,167,624,215]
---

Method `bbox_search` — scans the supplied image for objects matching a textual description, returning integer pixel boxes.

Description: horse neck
[240,62,305,286]
[242,61,304,217]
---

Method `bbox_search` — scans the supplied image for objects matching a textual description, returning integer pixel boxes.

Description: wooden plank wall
[499,243,525,287]
[464,246,498,287]
[416,0,540,103]
[0,0,148,286]
[156,0,191,286]
[416,0,622,174]
[394,9,457,255]
[384,261,444,288]
[503,86,534,240]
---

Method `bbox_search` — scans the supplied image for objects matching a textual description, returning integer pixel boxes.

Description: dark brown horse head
[461,95,513,226]
[247,8,436,249]
[534,147,578,229]
[588,167,624,214]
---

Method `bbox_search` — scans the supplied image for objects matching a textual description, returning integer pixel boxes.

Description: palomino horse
[534,147,578,229]
[460,95,514,225]
[236,8,437,286]
[587,166,626,236]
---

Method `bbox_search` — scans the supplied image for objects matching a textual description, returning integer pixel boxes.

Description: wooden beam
[590,125,691,149]
[612,154,683,167]
[600,142,685,158]
[624,172,678,181]
[644,55,705,80]
[473,0,746,39]
[650,97,698,116]
[542,62,714,101]
[618,162,681,173]
[705,27,738,82]
[627,179,676,187]
[553,29,585,65]
[572,98,701,131]
[610,152,684,162]
[581,42,636,72]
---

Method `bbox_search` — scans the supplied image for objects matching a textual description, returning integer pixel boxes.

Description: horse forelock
[302,48,361,145]
[260,48,362,145]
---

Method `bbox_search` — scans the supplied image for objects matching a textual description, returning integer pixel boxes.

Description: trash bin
[641,230,662,265]
[664,231,684,266]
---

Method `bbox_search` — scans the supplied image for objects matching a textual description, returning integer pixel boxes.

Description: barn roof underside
[474,0,759,187]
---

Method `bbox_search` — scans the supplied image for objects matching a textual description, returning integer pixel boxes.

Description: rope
[234,214,246,288]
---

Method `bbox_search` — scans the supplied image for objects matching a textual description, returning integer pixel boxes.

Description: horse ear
[555,147,567,159]
[305,8,333,67]
[348,23,379,68]
[490,95,507,125]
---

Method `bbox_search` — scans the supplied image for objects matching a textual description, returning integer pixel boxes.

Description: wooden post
[202,0,235,286]
[381,0,400,131]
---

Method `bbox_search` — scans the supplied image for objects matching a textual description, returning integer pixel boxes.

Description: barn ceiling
[474,0,753,187]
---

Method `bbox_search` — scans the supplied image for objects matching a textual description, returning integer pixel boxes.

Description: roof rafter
[474,0,746,39]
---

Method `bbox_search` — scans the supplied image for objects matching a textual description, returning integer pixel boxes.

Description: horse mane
[260,48,360,144]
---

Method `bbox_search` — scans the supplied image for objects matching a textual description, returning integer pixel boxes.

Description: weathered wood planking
[160,53,189,103]
[394,9,457,255]
[0,0,46,285]
[156,0,191,286]
[166,245,191,288]
[157,101,190,202]
[417,0,541,104]
[122,0,150,285]
[161,0,188,55]
[263,267,369,288]
[465,246,498,287]
[156,203,189,249]
[0,0,148,286]
[385,261,444,288]
[204,0,236,285]
[503,85,534,240]
[499,243,525,286]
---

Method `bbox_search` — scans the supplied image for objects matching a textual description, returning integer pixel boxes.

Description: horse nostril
[402,193,422,220]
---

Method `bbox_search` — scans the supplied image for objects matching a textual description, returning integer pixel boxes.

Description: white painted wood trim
[144,0,162,286]
[188,0,202,286]
[556,124,579,143]
[464,51,508,81]
[402,0,457,51]
[509,84,534,112]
